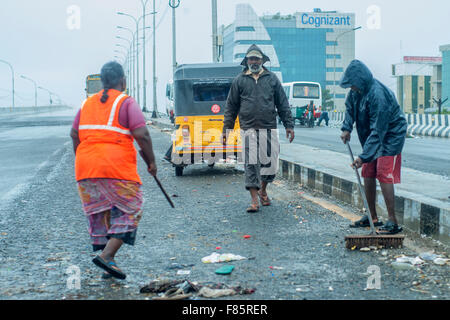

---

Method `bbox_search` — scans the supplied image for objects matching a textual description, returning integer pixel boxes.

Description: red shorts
[361,154,402,184]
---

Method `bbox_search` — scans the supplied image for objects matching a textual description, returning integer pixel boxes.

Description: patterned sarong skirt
[77,178,143,251]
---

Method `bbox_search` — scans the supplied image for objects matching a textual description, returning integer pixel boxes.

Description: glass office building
[440,44,450,109]
[221,4,356,110]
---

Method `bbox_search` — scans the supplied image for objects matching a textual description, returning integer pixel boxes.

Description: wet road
[280,124,450,178]
[0,120,448,301]
[0,108,76,202]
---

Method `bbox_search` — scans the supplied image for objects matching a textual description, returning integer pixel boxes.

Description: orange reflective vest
[75,89,142,184]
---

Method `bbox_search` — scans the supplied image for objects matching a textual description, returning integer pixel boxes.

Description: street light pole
[118,11,155,110]
[333,26,361,111]
[115,55,127,70]
[151,0,158,118]
[114,51,127,66]
[118,12,140,105]
[169,0,180,75]
[141,0,150,112]
[116,35,133,91]
[51,91,61,105]
[211,0,218,62]
[20,75,38,108]
[117,26,136,97]
[114,49,128,63]
[38,86,53,105]
[114,49,129,93]
[0,59,15,110]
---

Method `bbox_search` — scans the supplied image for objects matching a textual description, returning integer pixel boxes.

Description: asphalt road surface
[0,109,76,202]
[0,119,448,301]
[278,124,450,178]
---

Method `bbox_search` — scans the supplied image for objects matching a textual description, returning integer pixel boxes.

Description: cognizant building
[221,4,356,111]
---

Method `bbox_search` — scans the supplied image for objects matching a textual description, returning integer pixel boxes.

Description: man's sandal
[349,216,383,228]
[246,203,259,213]
[377,221,403,235]
[258,192,271,206]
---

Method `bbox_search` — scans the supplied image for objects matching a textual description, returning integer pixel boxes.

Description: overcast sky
[1,0,449,109]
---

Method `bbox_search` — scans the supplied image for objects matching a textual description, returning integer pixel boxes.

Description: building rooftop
[439,44,450,52]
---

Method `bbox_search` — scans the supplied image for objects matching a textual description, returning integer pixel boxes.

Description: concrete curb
[279,158,450,246]
[145,117,175,130]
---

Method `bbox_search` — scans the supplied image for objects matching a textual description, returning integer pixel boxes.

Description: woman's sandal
[246,203,260,213]
[258,192,271,206]
[92,255,127,280]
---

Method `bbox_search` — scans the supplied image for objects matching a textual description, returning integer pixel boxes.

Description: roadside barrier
[0,105,71,114]
[329,112,450,138]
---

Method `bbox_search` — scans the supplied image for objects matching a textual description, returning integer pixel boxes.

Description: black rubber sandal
[349,216,383,228]
[377,221,403,235]
[92,256,126,280]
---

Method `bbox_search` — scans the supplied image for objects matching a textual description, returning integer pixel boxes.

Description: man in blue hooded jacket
[339,60,407,235]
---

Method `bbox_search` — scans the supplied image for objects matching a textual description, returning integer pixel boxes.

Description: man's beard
[248,63,262,73]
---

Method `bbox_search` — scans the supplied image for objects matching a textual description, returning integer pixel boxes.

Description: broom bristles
[345,235,405,249]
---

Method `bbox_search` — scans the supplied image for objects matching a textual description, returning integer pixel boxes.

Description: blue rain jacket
[340,60,407,163]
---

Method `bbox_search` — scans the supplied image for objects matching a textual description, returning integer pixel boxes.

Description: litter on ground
[215,265,235,275]
[140,280,255,300]
[201,252,247,264]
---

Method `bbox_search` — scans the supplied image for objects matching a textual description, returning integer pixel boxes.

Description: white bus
[282,81,322,126]
[282,81,322,110]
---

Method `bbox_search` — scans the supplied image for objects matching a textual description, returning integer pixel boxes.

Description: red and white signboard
[211,104,221,114]
[403,56,442,64]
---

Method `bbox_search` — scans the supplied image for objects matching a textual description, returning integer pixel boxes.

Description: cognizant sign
[296,12,355,29]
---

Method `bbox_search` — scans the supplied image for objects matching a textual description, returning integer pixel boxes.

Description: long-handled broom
[344,142,404,249]
[139,150,175,208]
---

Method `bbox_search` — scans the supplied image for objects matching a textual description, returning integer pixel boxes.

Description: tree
[322,89,334,111]
[433,97,448,115]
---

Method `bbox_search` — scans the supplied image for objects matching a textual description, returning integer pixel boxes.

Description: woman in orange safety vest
[70,61,157,280]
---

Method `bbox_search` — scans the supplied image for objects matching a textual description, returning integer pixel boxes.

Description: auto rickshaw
[292,105,308,126]
[171,63,243,176]
[292,101,320,128]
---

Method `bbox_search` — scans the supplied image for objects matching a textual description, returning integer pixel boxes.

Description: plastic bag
[201,252,247,263]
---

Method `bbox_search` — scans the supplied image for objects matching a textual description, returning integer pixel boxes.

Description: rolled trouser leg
[243,129,261,190]
[245,163,261,190]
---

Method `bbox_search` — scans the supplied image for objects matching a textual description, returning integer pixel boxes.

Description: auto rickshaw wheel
[175,166,184,176]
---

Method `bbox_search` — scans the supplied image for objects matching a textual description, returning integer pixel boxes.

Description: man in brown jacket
[222,44,295,213]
